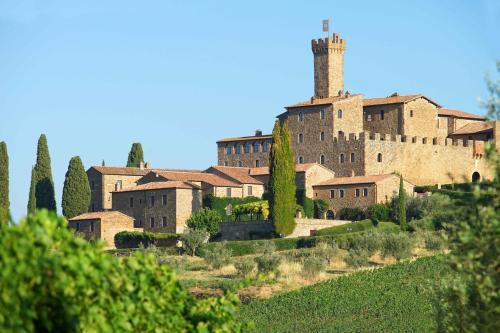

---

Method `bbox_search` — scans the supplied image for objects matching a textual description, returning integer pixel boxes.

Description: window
[150,217,155,228]
[320,155,325,165]
[262,141,269,152]
[253,142,259,153]
[224,161,228,166]
[355,189,360,197]
[238,161,243,167]
[162,216,167,227]
[330,190,335,198]
[235,143,241,154]
[91,203,96,212]
[150,196,155,207]
[338,131,344,138]
[338,109,343,119]
[298,112,304,122]
[363,188,368,197]
[76,222,80,231]
[339,189,345,198]
[298,133,303,143]
[90,221,94,232]
[320,110,325,119]
[226,144,232,155]
[340,154,345,163]
[162,194,167,206]
[437,119,440,128]
[366,114,372,122]
[139,219,143,227]
[350,153,355,163]
[298,156,304,164]
[255,160,260,167]
[244,142,250,153]
[226,188,232,197]
[115,180,122,191]
[91,181,95,190]
[139,199,142,205]
[380,110,384,120]
[410,110,414,117]
[320,132,325,141]
[248,186,253,196]
[129,197,134,208]
[377,153,382,163]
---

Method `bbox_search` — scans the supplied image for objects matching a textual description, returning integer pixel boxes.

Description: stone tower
[312,33,346,98]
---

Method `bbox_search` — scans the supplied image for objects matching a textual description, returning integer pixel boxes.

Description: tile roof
[286,94,361,109]
[89,166,202,176]
[313,174,394,187]
[113,181,200,193]
[363,94,441,107]
[69,211,133,221]
[249,163,322,176]
[216,134,272,144]
[207,166,263,185]
[153,171,241,187]
[438,108,485,120]
[451,122,493,135]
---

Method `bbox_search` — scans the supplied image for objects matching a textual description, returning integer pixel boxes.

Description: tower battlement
[311,33,346,54]
[313,32,345,98]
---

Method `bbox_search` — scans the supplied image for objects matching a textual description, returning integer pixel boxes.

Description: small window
[298,133,303,143]
[91,203,96,212]
[410,110,414,117]
[150,217,155,228]
[298,156,304,164]
[255,160,260,167]
[320,132,325,141]
[238,161,243,167]
[139,219,143,227]
[90,221,94,232]
[350,153,355,163]
[339,189,345,198]
[248,186,253,196]
[224,161,228,166]
[330,190,335,198]
[162,194,167,206]
[320,155,325,165]
[91,181,95,190]
[380,110,384,120]
[338,109,343,119]
[340,154,345,163]
[76,222,80,231]
[129,197,134,208]
[139,199,142,205]
[115,180,122,191]
[338,131,344,138]
[226,145,232,155]
[235,143,241,154]
[377,153,382,163]
[366,114,372,122]
[226,188,232,197]
[162,216,167,227]
[244,142,250,153]
[437,119,440,128]
[320,110,325,119]
[253,142,259,153]
[262,141,269,152]
[150,196,155,207]
[363,188,368,197]
[355,189,360,197]
[298,112,304,122]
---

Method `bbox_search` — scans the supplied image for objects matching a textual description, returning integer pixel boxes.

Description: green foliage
[296,190,314,218]
[368,203,390,222]
[421,231,445,251]
[302,256,327,278]
[0,210,249,332]
[233,201,269,221]
[253,240,276,255]
[351,231,382,256]
[315,219,399,236]
[344,248,370,268]
[254,254,282,276]
[234,258,256,278]
[269,121,296,236]
[381,232,414,261]
[313,241,339,264]
[126,142,144,167]
[0,142,8,223]
[202,241,232,270]
[241,256,448,332]
[33,134,56,211]
[203,194,261,219]
[181,228,208,256]
[114,231,178,249]
[414,184,438,193]
[398,175,407,230]
[62,156,91,219]
[338,207,366,221]
[186,208,222,237]
[27,166,36,215]
[313,199,329,218]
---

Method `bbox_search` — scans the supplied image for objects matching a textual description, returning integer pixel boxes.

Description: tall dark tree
[269,121,296,236]
[62,156,91,219]
[27,166,36,215]
[0,141,9,223]
[126,143,144,167]
[398,175,407,230]
[34,134,56,211]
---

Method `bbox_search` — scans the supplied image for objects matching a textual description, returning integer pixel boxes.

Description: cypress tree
[34,134,56,211]
[62,156,91,219]
[0,141,9,223]
[126,143,144,167]
[398,175,407,230]
[27,166,36,215]
[269,121,296,236]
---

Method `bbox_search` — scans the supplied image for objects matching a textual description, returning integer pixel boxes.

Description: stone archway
[472,171,480,182]
[326,210,335,220]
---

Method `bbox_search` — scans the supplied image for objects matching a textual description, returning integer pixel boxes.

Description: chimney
[139,161,145,170]
[145,162,150,169]
[255,129,262,137]
[390,92,400,97]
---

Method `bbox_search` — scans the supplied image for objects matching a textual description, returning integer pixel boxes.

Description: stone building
[68,211,138,249]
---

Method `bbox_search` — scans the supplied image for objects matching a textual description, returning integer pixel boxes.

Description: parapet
[311,33,346,54]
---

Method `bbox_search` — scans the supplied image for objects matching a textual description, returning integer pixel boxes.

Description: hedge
[315,220,399,237]
[414,185,438,193]
[114,231,178,249]
[203,194,262,219]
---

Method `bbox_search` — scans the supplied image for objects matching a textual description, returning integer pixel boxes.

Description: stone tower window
[298,112,304,122]
[350,153,355,163]
[298,156,304,164]
[238,161,243,167]
[150,217,155,228]
[226,145,232,155]
[339,189,345,198]
[363,188,368,197]
[338,109,343,119]
[224,161,228,166]
[320,132,325,141]
[235,143,241,154]
[355,189,360,197]
[253,142,259,153]
[298,133,304,143]
[410,110,414,117]
[320,110,325,119]
[262,141,269,152]
[377,153,382,163]
[244,142,250,153]
[162,216,167,227]
[340,154,345,163]
[320,155,325,164]
[380,110,384,120]
[255,160,260,167]
[329,190,335,198]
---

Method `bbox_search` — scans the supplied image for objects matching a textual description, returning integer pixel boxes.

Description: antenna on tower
[322,19,329,39]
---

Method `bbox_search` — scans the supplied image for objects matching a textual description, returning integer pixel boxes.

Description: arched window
[298,133,303,143]
[320,132,325,141]
[320,110,325,120]
[235,143,241,154]
[338,131,344,138]
[262,140,269,152]
[253,142,259,153]
[298,156,304,164]
[298,112,304,122]
[377,153,382,162]
[244,142,250,153]
[350,153,355,163]
[340,154,345,163]
[226,145,232,155]
[326,210,335,220]
[472,172,480,182]
[255,160,260,167]
[338,109,343,118]
[320,155,325,165]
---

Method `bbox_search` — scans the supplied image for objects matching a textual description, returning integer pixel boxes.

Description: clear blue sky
[1,0,499,220]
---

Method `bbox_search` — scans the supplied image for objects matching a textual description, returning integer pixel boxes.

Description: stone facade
[312,33,346,98]
[217,132,272,168]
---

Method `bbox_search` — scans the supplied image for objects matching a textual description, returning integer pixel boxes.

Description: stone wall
[313,183,377,218]
[403,98,439,138]
[217,138,271,168]
[286,218,350,238]
[175,188,202,233]
[363,104,402,136]
[312,35,345,98]
[101,174,143,210]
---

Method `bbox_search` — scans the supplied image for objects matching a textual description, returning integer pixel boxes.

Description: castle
[68,30,497,247]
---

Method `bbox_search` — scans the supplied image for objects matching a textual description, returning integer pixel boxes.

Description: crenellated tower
[312,33,346,98]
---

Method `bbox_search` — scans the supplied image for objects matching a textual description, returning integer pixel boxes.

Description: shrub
[296,190,314,218]
[181,228,208,256]
[352,232,382,256]
[422,231,445,251]
[344,249,369,268]
[313,199,329,218]
[381,233,414,261]
[408,218,435,232]
[254,254,282,276]
[0,210,249,332]
[302,256,327,278]
[202,241,232,269]
[339,207,366,221]
[253,240,276,255]
[368,203,390,222]
[159,255,189,272]
[186,207,222,237]
[114,231,177,248]
[202,193,261,219]
[314,241,339,264]
[233,201,269,220]
[234,258,255,278]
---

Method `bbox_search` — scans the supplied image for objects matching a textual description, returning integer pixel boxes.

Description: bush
[313,199,329,218]
[233,201,269,220]
[114,231,177,249]
[202,241,232,269]
[381,233,414,261]
[181,228,208,256]
[253,240,276,255]
[159,255,189,272]
[422,231,445,251]
[0,210,249,332]
[186,207,222,237]
[344,249,369,268]
[296,190,314,218]
[408,218,435,232]
[234,258,255,278]
[203,194,261,219]
[254,254,282,276]
[368,204,391,221]
[338,207,366,221]
[352,232,382,256]
[314,241,339,264]
[302,256,327,278]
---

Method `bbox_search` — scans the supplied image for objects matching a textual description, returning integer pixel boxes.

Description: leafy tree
[126,142,144,167]
[338,207,366,221]
[186,208,222,237]
[0,142,9,223]
[62,156,91,219]
[296,190,314,218]
[0,210,249,332]
[202,241,232,270]
[101,159,105,166]
[313,199,329,218]
[368,203,390,222]
[181,228,208,256]
[398,175,407,230]
[269,121,296,236]
[34,134,56,211]
[27,166,36,215]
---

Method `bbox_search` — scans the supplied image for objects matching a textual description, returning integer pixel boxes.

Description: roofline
[216,135,272,144]
[363,94,442,108]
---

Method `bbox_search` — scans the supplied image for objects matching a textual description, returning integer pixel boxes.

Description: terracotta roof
[153,171,241,187]
[90,166,151,176]
[216,135,272,144]
[207,166,263,185]
[286,94,361,109]
[438,108,485,120]
[313,174,395,187]
[249,163,323,176]
[451,122,493,135]
[363,94,441,107]
[69,211,133,221]
[113,181,199,193]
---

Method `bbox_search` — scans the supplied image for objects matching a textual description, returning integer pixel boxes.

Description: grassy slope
[239,256,448,333]
[315,219,399,236]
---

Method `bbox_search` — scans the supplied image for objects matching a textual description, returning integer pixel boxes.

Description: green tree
[62,156,91,219]
[186,208,222,237]
[398,175,407,230]
[0,142,9,223]
[27,166,36,215]
[34,134,56,211]
[126,142,144,167]
[269,121,296,236]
